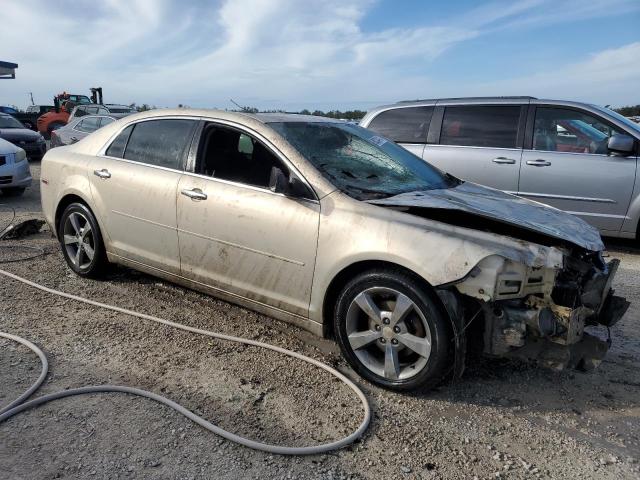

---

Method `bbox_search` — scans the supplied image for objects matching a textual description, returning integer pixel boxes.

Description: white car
[0,137,32,197]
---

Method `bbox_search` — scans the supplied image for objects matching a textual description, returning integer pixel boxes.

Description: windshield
[269,121,456,199]
[591,105,640,135]
[0,115,25,128]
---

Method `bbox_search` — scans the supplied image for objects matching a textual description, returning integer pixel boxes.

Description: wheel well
[321,260,446,339]
[54,194,86,236]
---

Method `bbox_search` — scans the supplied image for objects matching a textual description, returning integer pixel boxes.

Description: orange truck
[37,88,102,138]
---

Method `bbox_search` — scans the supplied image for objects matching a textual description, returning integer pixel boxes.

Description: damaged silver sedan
[40,110,628,390]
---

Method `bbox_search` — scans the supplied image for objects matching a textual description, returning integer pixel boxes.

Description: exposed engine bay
[450,249,629,371]
[369,182,630,373]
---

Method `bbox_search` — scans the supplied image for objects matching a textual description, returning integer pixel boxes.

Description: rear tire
[334,269,452,391]
[58,203,107,278]
[1,187,26,197]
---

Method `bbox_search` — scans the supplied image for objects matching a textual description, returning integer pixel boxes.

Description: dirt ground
[1,162,639,479]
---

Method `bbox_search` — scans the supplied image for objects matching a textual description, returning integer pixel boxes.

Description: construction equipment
[36,87,102,138]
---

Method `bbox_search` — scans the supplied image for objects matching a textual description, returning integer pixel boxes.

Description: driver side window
[533,107,624,154]
[196,123,287,189]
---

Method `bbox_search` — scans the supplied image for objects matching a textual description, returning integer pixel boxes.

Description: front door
[176,122,320,317]
[89,118,196,274]
[519,106,637,234]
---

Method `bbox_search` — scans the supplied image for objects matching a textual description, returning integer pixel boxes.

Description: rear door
[519,105,637,233]
[89,118,197,274]
[366,106,433,158]
[422,104,526,193]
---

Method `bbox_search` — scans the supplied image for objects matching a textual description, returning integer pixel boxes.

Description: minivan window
[105,125,133,158]
[533,107,625,154]
[123,119,195,170]
[270,121,457,200]
[367,106,434,143]
[440,106,521,149]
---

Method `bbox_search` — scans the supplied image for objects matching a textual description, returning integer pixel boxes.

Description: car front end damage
[368,182,630,373]
[446,249,629,371]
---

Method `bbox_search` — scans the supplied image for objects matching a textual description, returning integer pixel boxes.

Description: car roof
[108,108,343,125]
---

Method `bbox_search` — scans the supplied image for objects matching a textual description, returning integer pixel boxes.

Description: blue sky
[1,0,639,111]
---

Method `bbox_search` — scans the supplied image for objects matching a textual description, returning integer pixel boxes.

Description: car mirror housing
[269,166,289,194]
[607,134,635,156]
[269,166,313,199]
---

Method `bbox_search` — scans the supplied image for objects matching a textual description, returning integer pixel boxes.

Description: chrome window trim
[97,115,199,172]
[524,148,634,158]
[98,115,320,203]
[425,144,522,152]
[191,117,319,202]
[180,169,319,205]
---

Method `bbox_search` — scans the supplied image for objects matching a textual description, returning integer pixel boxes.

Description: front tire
[58,203,107,278]
[334,269,452,391]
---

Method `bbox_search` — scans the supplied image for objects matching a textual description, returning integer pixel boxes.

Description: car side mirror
[269,166,289,194]
[269,166,313,199]
[607,134,635,156]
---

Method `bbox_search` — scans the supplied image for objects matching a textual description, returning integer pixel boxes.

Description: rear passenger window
[440,106,521,148]
[99,117,114,127]
[81,117,100,132]
[367,106,433,143]
[105,125,133,158]
[123,119,195,169]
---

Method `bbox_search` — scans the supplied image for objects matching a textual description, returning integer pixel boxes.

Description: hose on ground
[0,268,371,455]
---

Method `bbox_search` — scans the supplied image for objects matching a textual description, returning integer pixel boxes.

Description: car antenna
[28,92,34,106]
[230,98,244,111]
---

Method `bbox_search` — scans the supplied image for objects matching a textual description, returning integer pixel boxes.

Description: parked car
[0,105,52,131]
[50,115,117,148]
[0,137,32,197]
[0,113,47,160]
[40,110,627,390]
[361,97,640,240]
[69,104,134,122]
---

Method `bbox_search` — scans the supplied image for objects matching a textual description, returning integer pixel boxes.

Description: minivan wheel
[59,203,107,277]
[334,269,451,391]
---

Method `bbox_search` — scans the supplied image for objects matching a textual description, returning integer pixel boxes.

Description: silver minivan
[361,97,640,240]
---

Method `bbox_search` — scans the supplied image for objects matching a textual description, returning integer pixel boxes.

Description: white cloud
[0,0,638,110]
[467,42,640,106]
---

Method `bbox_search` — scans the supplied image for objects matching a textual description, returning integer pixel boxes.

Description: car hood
[0,137,19,153]
[367,182,604,252]
[0,128,41,142]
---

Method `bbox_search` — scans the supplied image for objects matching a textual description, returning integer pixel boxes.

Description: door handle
[526,159,552,167]
[70,136,78,142]
[181,188,208,201]
[492,157,516,164]
[93,168,111,179]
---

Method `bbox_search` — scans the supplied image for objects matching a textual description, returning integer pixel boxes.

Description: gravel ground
[1,162,639,479]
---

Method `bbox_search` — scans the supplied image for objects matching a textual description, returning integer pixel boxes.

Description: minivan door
[422,105,525,193]
[519,106,637,234]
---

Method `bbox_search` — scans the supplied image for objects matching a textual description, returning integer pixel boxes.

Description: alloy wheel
[62,211,96,269]
[345,287,432,381]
